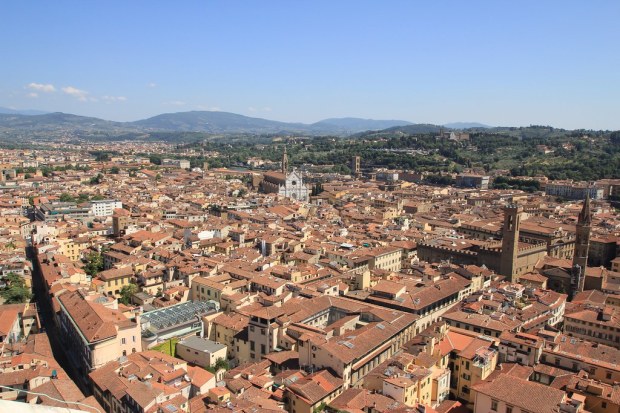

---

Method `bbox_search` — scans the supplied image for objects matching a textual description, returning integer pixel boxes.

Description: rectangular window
[121,338,126,345]
[491,400,498,411]
[261,344,266,354]
[250,341,255,351]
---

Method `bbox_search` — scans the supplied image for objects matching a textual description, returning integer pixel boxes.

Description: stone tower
[281,147,288,174]
[500,204,523,282]
[351,156,361,176]
[571,194,591,297]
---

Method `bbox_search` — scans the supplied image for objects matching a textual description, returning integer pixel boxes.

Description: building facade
[90,199,122,217]
[56,290,141,386]
[260,148,310,202]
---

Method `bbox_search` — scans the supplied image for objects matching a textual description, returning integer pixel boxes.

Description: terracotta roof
[472,373,566,413]
[58,290,135,343]
[287,370,342,405]
[27,379,92,411]
[97,266,134,281]
[187,365,215,388]
[329,388,405,412]
[0,303,23,337]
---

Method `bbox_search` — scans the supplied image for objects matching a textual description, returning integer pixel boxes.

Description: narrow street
[29,247,92,396]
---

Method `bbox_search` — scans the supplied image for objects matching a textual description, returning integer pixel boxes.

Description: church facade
[260,148,310,202]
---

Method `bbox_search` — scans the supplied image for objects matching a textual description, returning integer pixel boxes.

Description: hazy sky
[1,1,619,129]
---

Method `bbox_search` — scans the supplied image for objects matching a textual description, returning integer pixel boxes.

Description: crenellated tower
[500,204,523,282]
[571,194,591,298]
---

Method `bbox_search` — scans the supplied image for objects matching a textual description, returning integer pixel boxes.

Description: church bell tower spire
[281,147,289,174]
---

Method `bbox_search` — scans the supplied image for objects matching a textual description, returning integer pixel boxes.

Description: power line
[0,385,102,413]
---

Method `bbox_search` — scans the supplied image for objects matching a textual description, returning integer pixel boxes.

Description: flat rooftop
[178,335,226,353]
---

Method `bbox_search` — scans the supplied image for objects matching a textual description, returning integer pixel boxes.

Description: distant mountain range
[132,111,308,134]
[371,124,446,135]
[0,112,128,133]
[0,106,49,116]
[309,118,413,134]
[443,122,491,129]
[121,111,421,135]
[0,110,421,136]
[0,109,491,137]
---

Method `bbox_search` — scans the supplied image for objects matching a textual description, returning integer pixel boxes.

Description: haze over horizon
[1,1,619,130]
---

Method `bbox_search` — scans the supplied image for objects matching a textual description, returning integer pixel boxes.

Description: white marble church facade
[260,148,310,202]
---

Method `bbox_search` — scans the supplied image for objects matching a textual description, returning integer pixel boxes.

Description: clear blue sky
[1,1,619,129]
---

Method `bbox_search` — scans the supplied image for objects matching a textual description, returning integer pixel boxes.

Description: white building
[162,159,191,169]
[545,180,603,200]
[260,148,310,202]
[90,199,123,217]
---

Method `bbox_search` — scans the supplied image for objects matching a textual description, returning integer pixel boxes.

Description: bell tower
[500,204,522,282]
[352,156,361,177]
[281,147,289,174]
[571,194,591,298]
